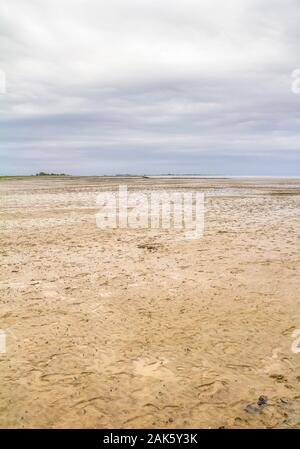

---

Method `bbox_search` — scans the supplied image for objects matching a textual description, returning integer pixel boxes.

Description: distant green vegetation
[0,176,27,180]
[35,172,68,176]
[0,173,70,180]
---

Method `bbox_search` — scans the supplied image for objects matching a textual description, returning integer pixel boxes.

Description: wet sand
[0,176,300,428]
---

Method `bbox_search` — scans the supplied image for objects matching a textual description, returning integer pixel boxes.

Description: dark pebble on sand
[257,395,268,406]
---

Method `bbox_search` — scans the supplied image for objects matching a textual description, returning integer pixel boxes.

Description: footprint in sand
[133,358,175,381]
[196,380,228,402]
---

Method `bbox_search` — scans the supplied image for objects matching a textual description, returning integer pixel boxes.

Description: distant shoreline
[1,175,300,179]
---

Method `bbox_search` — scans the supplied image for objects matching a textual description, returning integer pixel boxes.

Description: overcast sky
[1,0,300,175]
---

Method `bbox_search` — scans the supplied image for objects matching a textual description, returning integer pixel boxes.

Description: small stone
[257,395,268,406]
[244,404,260,414]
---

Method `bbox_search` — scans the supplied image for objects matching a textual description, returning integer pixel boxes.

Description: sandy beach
[0,176,300,428]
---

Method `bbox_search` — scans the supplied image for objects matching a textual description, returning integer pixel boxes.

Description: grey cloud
[0,0,300,175]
